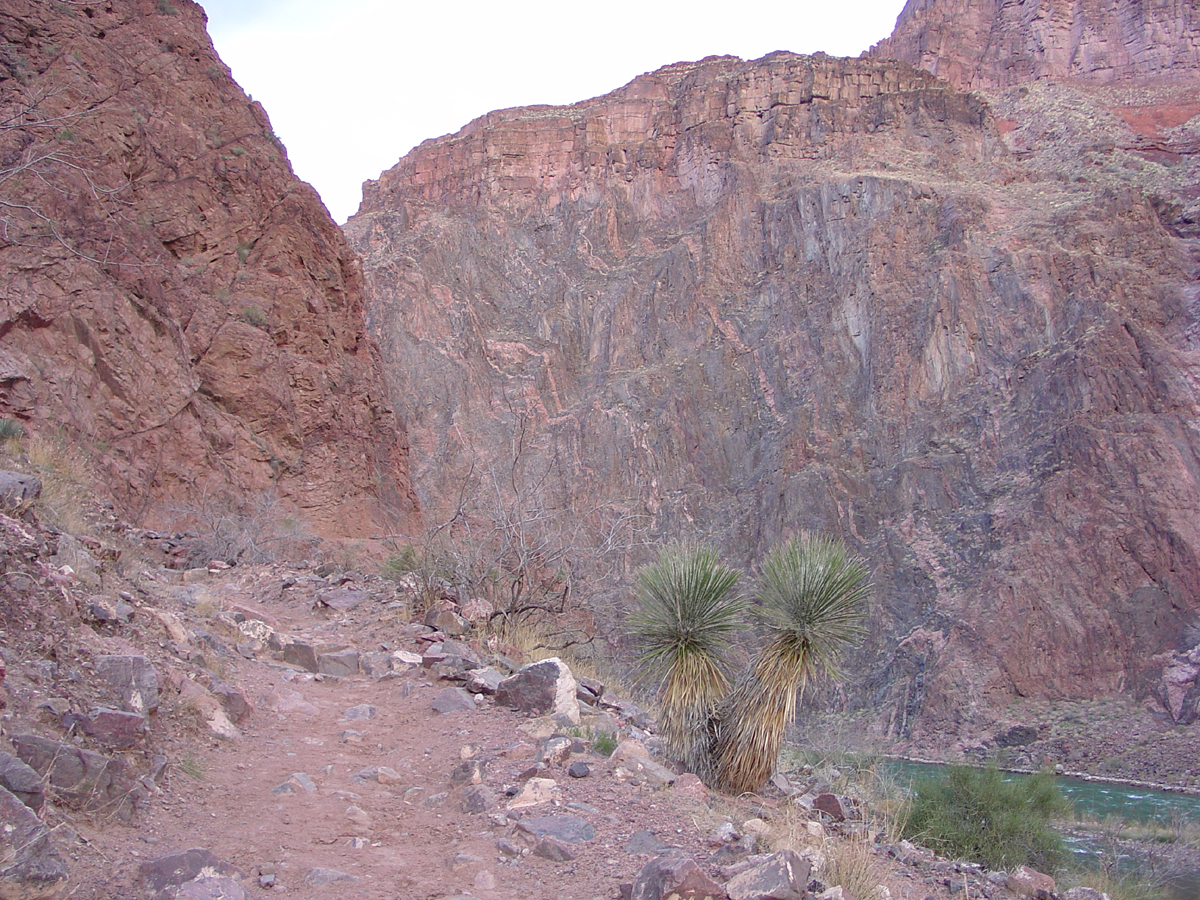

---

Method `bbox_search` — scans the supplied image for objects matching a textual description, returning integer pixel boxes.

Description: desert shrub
[0,418,24,443]
[627,542,742,777]
[903,765,1070,872]
[240,305,267,328]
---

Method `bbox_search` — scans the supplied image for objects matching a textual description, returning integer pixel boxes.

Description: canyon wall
[349,45,1200,746]
[0,0,418,535]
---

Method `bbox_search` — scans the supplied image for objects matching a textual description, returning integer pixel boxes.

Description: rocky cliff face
[0,0,418,535]
[868,0,1200,92]
[348,43,1200,748]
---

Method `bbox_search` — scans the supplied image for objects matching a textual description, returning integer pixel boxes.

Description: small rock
[673,772,708,801]
[465,667,505,694]
[626,829,673,855]
[176,875,246,900]
[342,703,377,720]
[0,470,41,508]
[474,869,497,891]
[461,784,497,813]
[507,776,559,809]
[451,759,486,784]
[533,836,577,861]
[271,772,317,795]
[316,588,368,610]
[76,706,147,750]
[303,868,360,886]
[345,805,372,828]
[266,687,317,717]
[0,751,46,812]
[281,641,319,672]
[568,761,591,778]
[138,848,242,899]
[615,755,676,787]
[813,794,851,822]
[541,736,574,765]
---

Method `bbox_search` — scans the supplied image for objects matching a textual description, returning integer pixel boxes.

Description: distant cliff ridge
[349,35,1200,747]
[0,0,418,535]
[868,0,1200,91]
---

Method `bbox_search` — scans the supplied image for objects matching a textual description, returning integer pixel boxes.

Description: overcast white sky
[200,0,907,223]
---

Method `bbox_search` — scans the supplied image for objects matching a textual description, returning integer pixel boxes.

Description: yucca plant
[627,542,742,777]
[712,535,869,793]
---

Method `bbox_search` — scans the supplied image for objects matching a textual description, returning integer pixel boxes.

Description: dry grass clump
[823,834,889,900]
[25,430,95,534]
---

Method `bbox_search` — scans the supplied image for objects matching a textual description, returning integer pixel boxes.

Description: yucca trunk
[711,640,805,794]
[660,651,727,780]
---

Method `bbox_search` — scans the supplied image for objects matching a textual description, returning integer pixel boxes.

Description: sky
[200,0,908,223]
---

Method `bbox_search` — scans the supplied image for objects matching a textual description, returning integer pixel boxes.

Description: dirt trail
[0,548,985,900]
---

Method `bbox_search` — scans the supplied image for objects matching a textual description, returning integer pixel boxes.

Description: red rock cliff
[348,48,1200,745]
[0,0,418,535]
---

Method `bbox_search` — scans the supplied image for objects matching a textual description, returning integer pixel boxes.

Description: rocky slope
[347,36,1200,750]
[0,0,418,536]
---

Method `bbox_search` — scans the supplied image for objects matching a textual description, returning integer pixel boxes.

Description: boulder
[495,658,580,724]
[1006,866,1055,898]
[11,734,136,819]
[431,688,476,714]
[631,854,727,900]
[281,641,319,672]
[0,784,69,900]
[315,588,367,610]
[316,649,359,677]
[137,848,242,900]
[75,707,147,750]
[724,850,810,900]
[515,814,596,844]
[0,752,45,812]
[95,655,158,714]
[178,680,240,740]
[0,471,41,509]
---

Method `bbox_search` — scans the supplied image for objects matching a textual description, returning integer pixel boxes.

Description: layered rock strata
[0,0,417,534]
[349,49,1200,744]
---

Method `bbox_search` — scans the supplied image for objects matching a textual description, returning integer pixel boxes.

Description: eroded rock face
[348,47,1200,745]
[868,0,1200,92]
[0,0,417,536]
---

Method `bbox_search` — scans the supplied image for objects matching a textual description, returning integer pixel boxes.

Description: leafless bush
[383,414,649,656]
[168,491,319,567]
